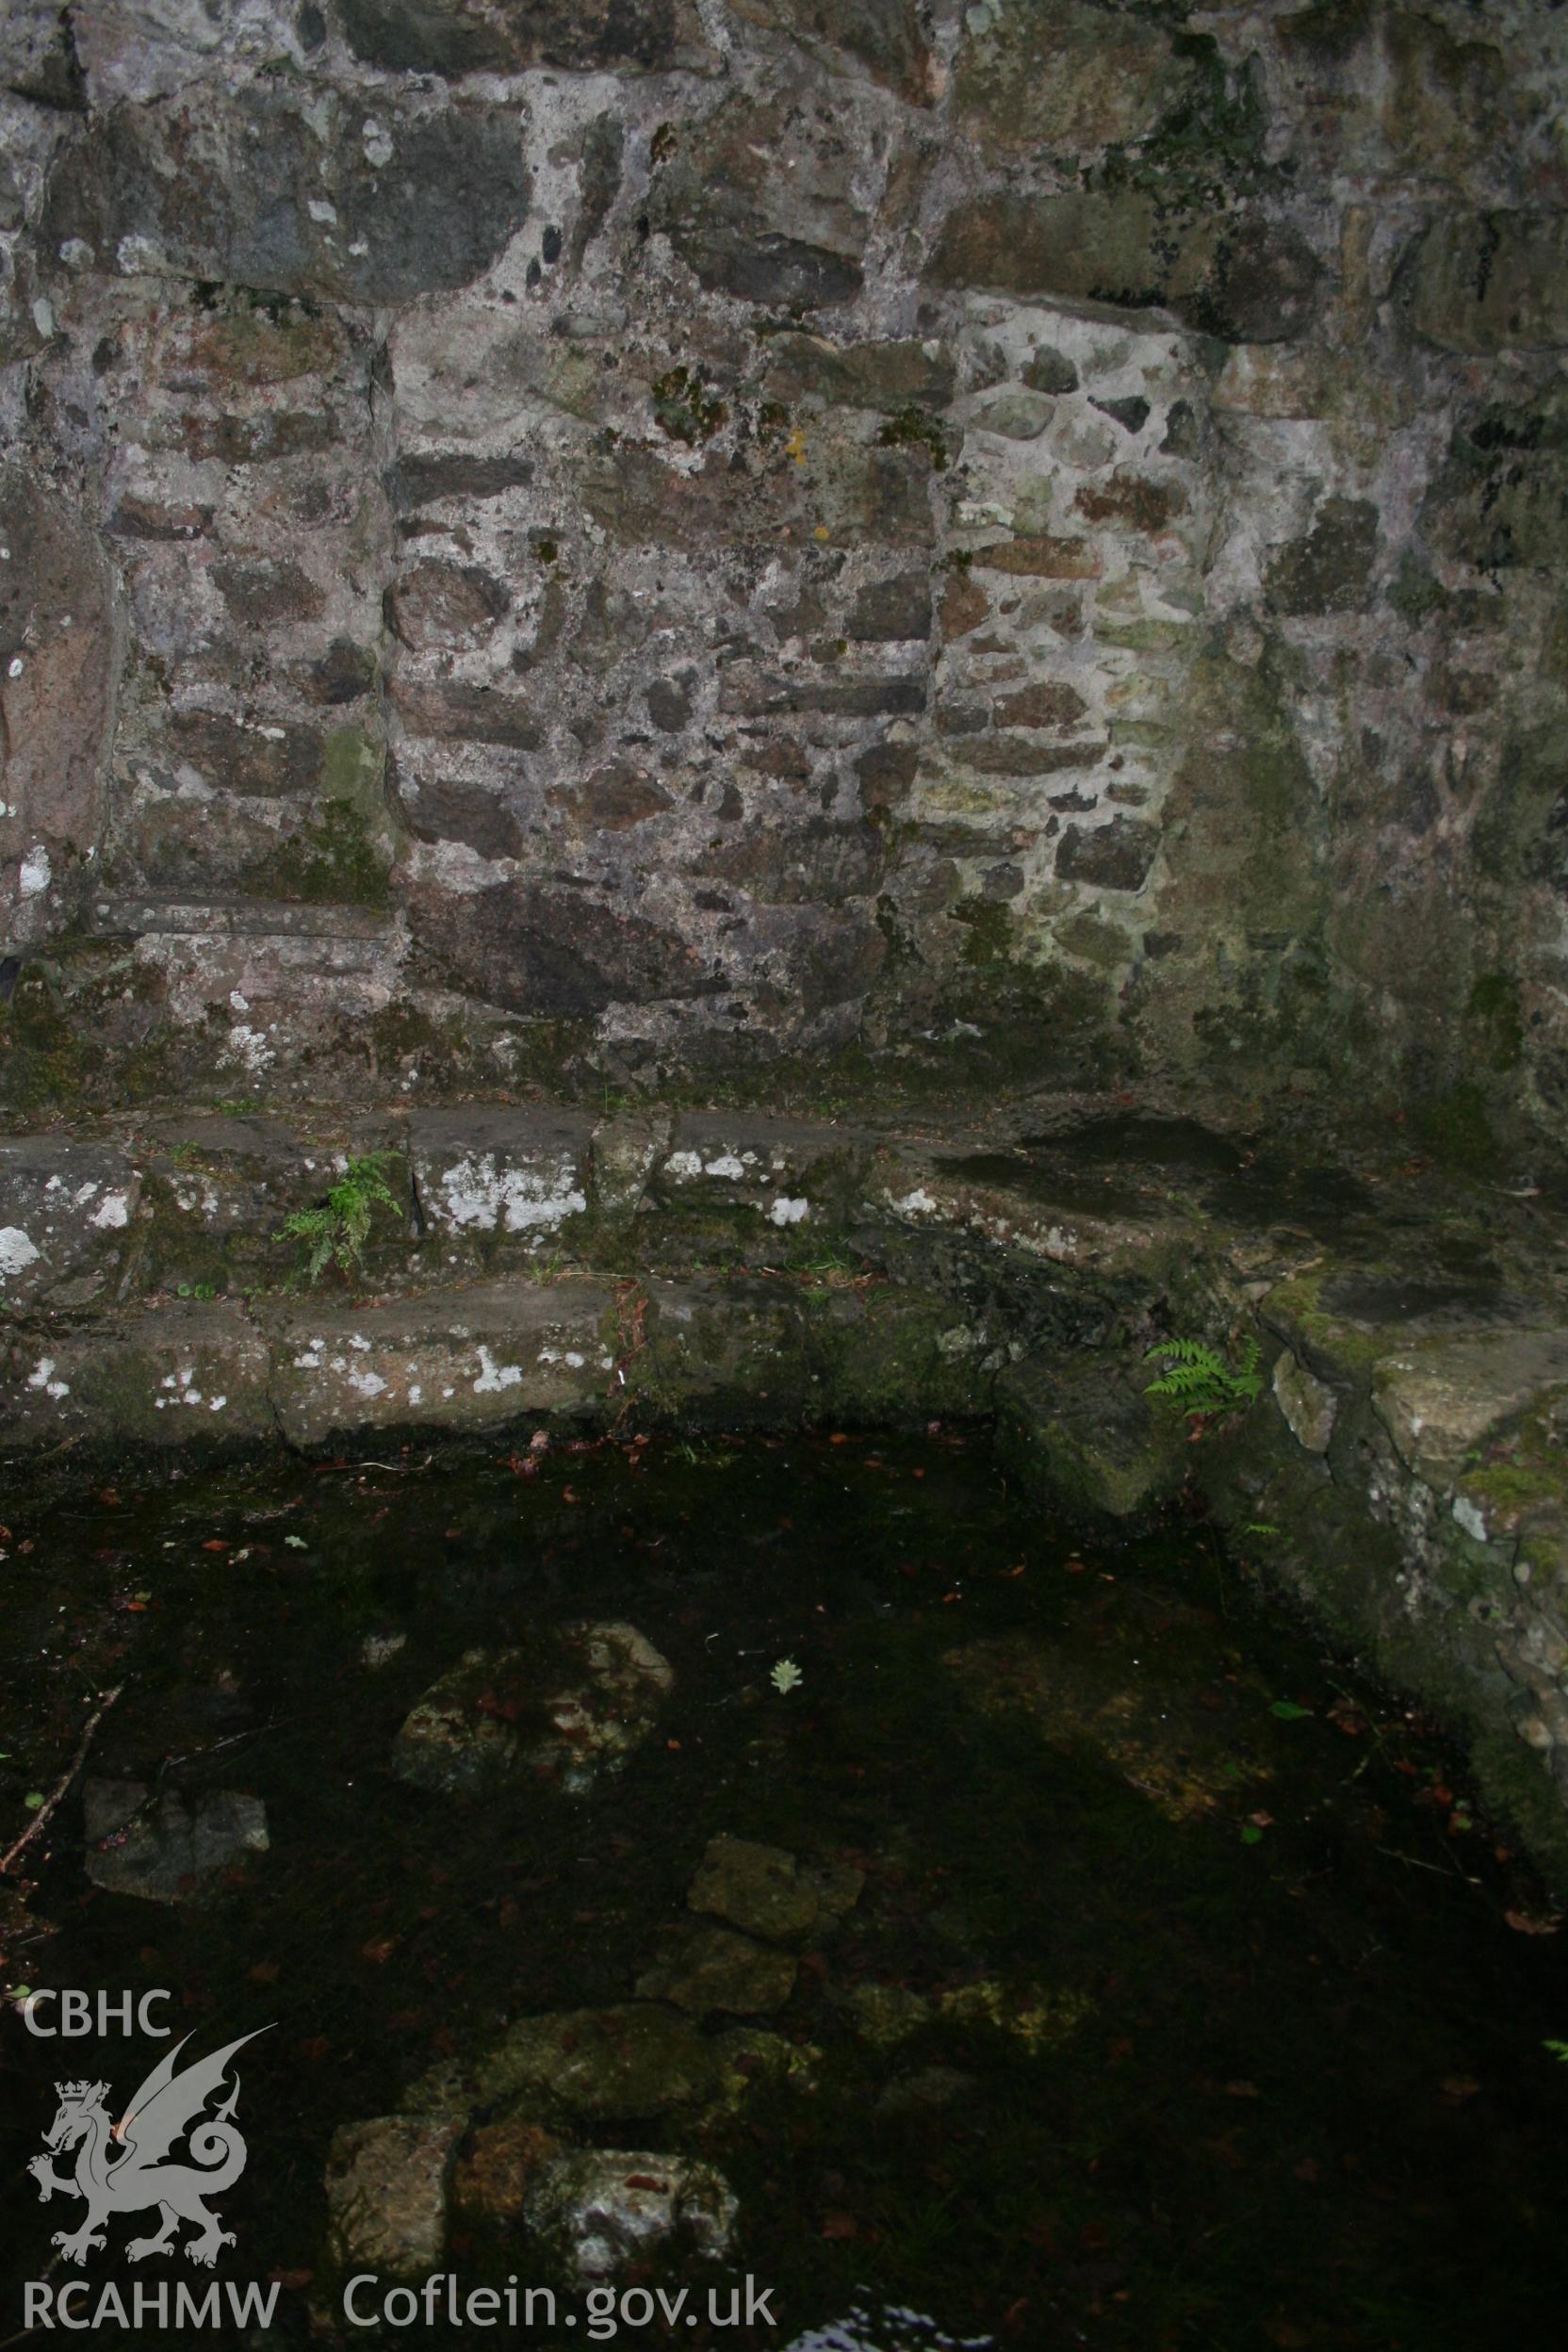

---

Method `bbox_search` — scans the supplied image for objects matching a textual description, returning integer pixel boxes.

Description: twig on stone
[0,1687,123,1878]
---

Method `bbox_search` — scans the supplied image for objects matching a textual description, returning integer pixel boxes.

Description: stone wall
[2,0,1566,1151]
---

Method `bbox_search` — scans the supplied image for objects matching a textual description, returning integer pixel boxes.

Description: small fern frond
[1145,1335,1265,1419]
[281,1153,402,1286]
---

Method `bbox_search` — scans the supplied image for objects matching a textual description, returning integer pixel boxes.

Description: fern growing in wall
[282,1152,402,1285]
[1144,1335,1264,1420]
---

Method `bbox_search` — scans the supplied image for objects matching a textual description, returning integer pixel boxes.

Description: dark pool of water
[1,1431,1566,2349]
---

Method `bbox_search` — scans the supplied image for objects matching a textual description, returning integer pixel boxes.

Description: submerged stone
[687,1834,822,1942]
[326,2115,463,2278]
[82,1779,269,1903]
[526,2148,738,2282]
[843,1982,932,2049]
[875,2066,978,2117]
[392,1623,674,1796]
[637,1925,799,2015]
[945,1634,1272,1822]
[474,2004,718,2122]
[938,1980,1091,2050]
[709,2026,818,2107]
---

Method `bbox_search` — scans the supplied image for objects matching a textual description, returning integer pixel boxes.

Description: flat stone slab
[265,1280,616,1445]
[93,894,395,942]
[83,1779,269,1903]
[874,1140,1181,1274]
[0,1139,142,1309]
[653,1115,872,1231]
[636,1925,799,2016]
[142,1117,402,1245]
[407,1107,594,1241]
[393,1623,673,1797]
[1373,1330,1568,1486]
[687,1835,822,1942]
[473,2004,719,2122]
[1323,1270,1516,1331]
[2,1304,273,1448]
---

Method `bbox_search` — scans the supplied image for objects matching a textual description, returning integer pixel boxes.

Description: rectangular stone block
[654,1115,873,1230]
[0,1305,272,1449]
[408,1108,595,1240]
[0,1140,142,1309]
[972,535,1101,579]
[266,1280,616,1446]
[716,669,926,719]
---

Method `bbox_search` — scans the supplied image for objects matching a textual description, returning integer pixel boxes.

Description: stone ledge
[90,895,398,942]
[8,1098,1568,1873]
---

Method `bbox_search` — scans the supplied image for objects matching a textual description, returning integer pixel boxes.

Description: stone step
[90,893,396,944]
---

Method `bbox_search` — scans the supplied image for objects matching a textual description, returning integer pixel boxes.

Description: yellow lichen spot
[784,426,808,466]
[813,524,830,542]
[708,2029,819,2113]
[938,1980,1004,2030]
[938,1979,1090,2050]
[1012,1988,1093,2051]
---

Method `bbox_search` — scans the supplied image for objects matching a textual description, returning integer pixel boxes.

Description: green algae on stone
[636,1924,799,2016]
[688,1835,823,1942]
[1467,973,1526,1072]
[844,1982,932,2049]
[650,365,728,445]
[474,2004,720,2123]
[238,726,401,908]
[875,403,953,471]
[1413,1082,1503,1174]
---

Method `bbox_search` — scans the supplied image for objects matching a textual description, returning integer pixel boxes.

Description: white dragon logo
[28,2028,271,2268]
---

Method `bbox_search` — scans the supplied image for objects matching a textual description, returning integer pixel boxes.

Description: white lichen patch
[220,1023,276,1074]
[435,1152,586,1234]
[26,1356,69,1399]
[1452,1494,1489,1543]
[0,1227,41,1282]
[172,1176,221,1217]
[770,1196,809,1226]
[473,1344,524,1394]
[153,1365,206,1411]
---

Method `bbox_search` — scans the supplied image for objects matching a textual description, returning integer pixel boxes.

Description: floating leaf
[1239,1823,1264,1845]
[771,1658,804,1695]
[23,1792,44,1810]
[1270,1701,1313,1722]
[284,1536,308,1550]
